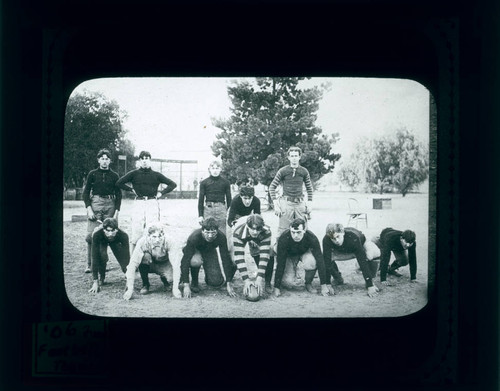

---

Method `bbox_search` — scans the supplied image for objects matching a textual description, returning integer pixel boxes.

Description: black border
[3,0,499,390]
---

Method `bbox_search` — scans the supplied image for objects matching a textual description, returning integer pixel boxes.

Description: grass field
[63,190,430,318]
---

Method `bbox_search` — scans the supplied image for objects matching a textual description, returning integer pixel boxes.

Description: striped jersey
[269,165,313,201]
[232,224,272,280]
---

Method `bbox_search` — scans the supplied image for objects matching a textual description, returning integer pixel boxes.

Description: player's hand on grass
[88,281,100,294]
[182,283,191,298]
[172,287,182,298]
[381,281,392,287]
[86,206,96,221]
[327,285,335,296]
[272,287,281,297]
[367,285,379,297]
[320,284,330,297]
[410,278,418,283]
[226,282,237,298]
[123,288,133,300]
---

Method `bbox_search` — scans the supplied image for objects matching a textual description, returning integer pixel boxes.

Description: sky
[70,77,430,172]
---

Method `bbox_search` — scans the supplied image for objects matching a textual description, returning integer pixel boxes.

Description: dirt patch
[63,192,430,318]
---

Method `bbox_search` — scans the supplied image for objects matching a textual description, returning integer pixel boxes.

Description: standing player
[269,146,313,238]
[273,218,333,297]
[82,148,122,273]
[375,228,417,285]
[88,217,130,294]
[116,151,177,252]
[180,217,236,298]
[322,223,380,297]
[197,160,232,235]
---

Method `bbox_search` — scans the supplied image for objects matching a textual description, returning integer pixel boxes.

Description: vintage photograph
[63,77,433,318]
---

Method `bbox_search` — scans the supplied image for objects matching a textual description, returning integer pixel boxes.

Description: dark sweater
[322,227,374,288]
[180,229,233,283]
[116,167,177,198]
[198,175,232,216]
[274,230,327,289]
[227,195,261,225]
[379,228,417,281]
[82,168,122,210]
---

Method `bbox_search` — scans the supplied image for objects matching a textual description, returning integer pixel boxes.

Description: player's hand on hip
[86,206,96,221]
[367,285,379,297]
[198,216,204,225]
[273,201,282,217]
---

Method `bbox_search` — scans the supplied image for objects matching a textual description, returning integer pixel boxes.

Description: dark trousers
[190,248,237,287]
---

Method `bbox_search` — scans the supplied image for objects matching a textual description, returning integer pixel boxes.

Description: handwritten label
[33,320,108,377]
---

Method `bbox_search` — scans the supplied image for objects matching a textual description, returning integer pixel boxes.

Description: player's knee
[364,241,381,260]
[301,252,317,270]
[142,253,153,265]
[190,253,203,268]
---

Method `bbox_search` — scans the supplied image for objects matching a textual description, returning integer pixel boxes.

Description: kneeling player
[180,217,237,298]
[273,218,333,297]
[323,223,380,297]
[123,223,181,300]
[89,217,130,293]
[232,214,273,299]
[374,228,417,284]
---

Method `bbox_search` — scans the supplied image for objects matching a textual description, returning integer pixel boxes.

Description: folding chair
[346,198,368,228]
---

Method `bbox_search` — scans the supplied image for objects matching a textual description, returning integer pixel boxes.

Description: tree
[339,128,428,196]
[211,77,340,188]
[337,160,362,191]
[64,91,135,188]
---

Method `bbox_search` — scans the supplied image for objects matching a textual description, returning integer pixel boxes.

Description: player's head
[201,217,219,242]
[146,222,165,246]
[287,146,302,166]
[246,214,265,238]
[138,151,152,169]
[239,185,255,207]
[97,148,112,169]
[326,223,345,246]
[400,230,416,249]
[208,160,222,177]
[289,217,306,242]
[102,217,119,240]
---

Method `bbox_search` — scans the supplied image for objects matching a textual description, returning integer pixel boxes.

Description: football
[245,284,261,302]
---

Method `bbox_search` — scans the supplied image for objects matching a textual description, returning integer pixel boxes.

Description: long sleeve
[125,238,146,289]
[309,234,327,284]
[256,231,271,278]
[273,235,288,289]
[379,246,391,282]
[225,181,232,208]
[217,233,234,282]
[116,171,135,192]
[90,230,102,280]
[322,236,333,285]
[180,238,197,283]
[227,197,239,225]
[232,235,249,280]
[198,181,206,217]
[111,171,123,211]
[253,197,261,215]
[82,171,94,208]
[408,242,417,280]
[269,169,283,200]
[157,173,177,195]
[303,169,313,201]
[351,239,374,288]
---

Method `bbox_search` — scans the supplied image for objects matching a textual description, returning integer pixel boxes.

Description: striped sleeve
[303,168,313,201]
[269,168,284,200]
[256,230,272,278]
[233,235,250,280]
